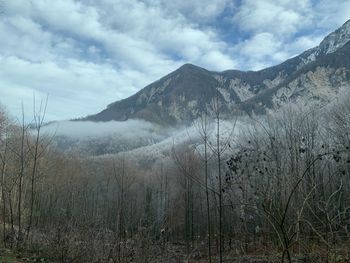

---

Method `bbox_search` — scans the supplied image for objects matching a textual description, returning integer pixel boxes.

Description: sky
[0,0,349,122]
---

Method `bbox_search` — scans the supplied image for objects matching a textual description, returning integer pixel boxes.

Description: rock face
[85,20,350,126]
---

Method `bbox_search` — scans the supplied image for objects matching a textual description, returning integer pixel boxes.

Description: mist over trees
[0,95,350,263]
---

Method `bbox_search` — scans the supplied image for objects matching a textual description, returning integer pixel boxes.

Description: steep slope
[274,41,350,105]
[87,64,221,125]
[85,19,350,125]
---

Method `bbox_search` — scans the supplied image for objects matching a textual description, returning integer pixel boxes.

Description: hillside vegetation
[1,93,350,262]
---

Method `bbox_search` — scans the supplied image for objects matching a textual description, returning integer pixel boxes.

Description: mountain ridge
[85,19,350,125]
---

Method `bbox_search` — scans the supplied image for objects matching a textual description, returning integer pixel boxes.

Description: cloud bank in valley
[39,117,245,157]
[41,119,163,138]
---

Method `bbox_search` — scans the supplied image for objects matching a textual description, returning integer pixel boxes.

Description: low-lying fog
[41,119,165,138]
[40,118,244,157]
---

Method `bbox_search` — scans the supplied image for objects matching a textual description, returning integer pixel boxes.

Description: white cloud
[315,0,350,29]
[285,35,324,57]
[232,33,287,70]
[0,54,168,120]
[240,33,281,59]
[233,0,313,36]
[230,0,349,70]
[149,0,233,22]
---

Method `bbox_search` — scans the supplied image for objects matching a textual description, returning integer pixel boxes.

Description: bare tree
[16,104,29,248]
[209,88,236,263]
[26,96,49,240]
[0,107,9,246]
[194,112,213,263]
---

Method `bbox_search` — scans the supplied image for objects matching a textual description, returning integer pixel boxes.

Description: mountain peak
[319,19,350,54]
[175,63,206,73]
[342,19,350,28]
[179,63,197,68]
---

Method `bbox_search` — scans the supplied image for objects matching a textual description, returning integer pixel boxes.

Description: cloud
[145,0,233,22]
[0,55,154,120]
[40,119,175,156]
[42,119,159,138]
[230,0,349,70]
[233,0,313,36]
[241,33,281,55]
[315,0,350,28]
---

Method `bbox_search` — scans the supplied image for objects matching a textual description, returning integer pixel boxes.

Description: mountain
[85,19,350,125]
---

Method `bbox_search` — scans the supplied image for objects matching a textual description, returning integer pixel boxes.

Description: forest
[0,96,350,263]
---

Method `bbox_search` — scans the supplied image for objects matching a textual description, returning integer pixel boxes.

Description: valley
[1,4,350,262]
